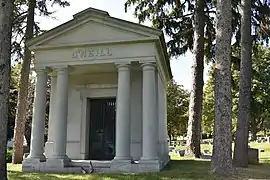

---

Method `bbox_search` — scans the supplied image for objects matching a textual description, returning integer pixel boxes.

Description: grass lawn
[7,143,270,180]
[7,159,270,180]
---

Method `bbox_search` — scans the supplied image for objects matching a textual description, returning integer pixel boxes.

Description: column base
[46,155,70,168]
[25,153,46,162]
[111,158,132,172]
[113,156,132,161]
[22,156,46,172]
[139,158,161,172]
[140,156,159,161]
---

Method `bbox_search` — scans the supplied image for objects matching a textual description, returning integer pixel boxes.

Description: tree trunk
[0,1,13,179]
[185,0,205,158]
[211,0,233,176]
[233,0,252,168]
[12,0,36,164]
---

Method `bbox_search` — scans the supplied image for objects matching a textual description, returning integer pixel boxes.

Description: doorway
[88,98,116,160]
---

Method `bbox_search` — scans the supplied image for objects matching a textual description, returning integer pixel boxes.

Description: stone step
[70,160,111,168]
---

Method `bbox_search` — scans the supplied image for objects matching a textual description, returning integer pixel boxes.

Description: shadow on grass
[7,160,270,180]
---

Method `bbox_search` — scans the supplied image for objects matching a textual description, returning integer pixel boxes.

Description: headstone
[248,148,259,165]
[178,150,185,157]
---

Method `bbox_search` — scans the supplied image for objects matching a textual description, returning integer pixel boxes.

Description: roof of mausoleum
[26,7,172,79]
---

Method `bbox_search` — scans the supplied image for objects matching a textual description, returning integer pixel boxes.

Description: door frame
[78,84,117,160]
[88,97,116,160]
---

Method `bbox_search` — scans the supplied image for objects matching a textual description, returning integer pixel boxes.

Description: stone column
[45,75,57,158]
[140,63,159,161]
[47,67,70,167]
[53,67,69,159]
[27,68,48,161]
[113,64,131,162]
[48,75,57,142]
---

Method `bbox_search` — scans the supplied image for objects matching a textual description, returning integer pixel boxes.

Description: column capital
[34,67,51,74]
[141,63,156,71]
[53,65,74,73]
[115,63,130,71]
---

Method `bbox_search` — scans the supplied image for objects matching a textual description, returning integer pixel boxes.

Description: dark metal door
[89,98,116,160]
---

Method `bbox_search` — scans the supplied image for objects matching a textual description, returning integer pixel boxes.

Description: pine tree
[211,0,233,176]
[0,0,14,179]
[233,0,252,168]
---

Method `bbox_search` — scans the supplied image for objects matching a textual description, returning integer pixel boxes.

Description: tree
[185,0,205,158]
[125,0,216,158]
[124,0,270,159]
[12,0,70,164]
[211,0,233,176]
[8,63,36,144]
[202,66,214,135]
[233,0,252,168]
[0,0,14,179]
[167,80,190,141]
[12,0,36,164]
[8,63,22,141]
[203,46,270,140]
[202,65,239,137]
[249,46,270,140]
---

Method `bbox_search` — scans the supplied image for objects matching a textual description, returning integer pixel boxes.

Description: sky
[37,0,209,90]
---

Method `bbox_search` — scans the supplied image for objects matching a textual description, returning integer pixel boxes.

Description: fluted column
[28,68,48,160]
[140,63,158,161]
[113,64,131,161]
[51,67,69,159]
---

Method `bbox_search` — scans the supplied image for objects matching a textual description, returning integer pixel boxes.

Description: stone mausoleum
[22,7,172,173]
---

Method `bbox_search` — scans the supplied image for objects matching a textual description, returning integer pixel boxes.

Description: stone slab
[46,157,71,168]
[138,159,162,172]
[22,158,43,172]
[110,159,132,172]
[22,157,170,174]
[248,148,259,165]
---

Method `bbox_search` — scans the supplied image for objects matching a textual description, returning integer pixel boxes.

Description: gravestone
[178,150,185,157]
[248,148,259,164]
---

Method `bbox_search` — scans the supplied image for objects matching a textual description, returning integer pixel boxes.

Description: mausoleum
[22,7,172,173]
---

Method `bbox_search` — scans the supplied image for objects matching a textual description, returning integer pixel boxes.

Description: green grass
[7,159,270,180]
[7,143,270,180]
[7,158,270,179]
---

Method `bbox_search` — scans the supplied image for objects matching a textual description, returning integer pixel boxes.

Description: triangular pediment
[39,20,149,46]
[27,7,162,49]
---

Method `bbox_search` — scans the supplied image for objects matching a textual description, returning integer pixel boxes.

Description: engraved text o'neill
[72,47,112,59]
